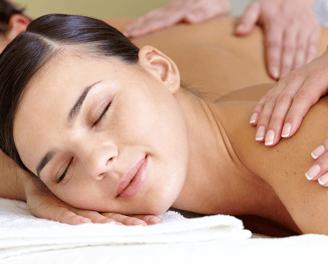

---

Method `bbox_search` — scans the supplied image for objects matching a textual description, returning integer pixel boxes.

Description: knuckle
[276,93,292,104]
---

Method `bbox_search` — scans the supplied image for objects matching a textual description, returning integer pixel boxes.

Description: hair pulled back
[0,13,140,171]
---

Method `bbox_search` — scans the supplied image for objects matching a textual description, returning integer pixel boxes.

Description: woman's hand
[250,47,328,147]
[235,0,320,80]
[24,176,162,225]
[123,0,231,38]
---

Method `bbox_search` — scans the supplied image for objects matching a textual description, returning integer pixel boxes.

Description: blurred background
[13,0,252,20]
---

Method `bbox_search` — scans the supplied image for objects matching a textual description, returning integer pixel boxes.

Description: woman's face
[13,47,189,215]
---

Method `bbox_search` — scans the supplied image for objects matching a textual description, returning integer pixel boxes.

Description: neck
[171,88,275,216]
[171,88,236,213]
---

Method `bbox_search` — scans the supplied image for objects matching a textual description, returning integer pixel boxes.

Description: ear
[6,14,29,41]
[138,45,180,94]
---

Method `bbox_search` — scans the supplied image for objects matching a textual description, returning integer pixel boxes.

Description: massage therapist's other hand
[123,0,231,38]
[235,0,320,80]
[25,176,162,225]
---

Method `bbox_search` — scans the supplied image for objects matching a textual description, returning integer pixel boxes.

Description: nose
[74,141,118,180]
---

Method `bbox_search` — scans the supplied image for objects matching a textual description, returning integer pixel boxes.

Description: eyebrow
[35,81,101,177]
[68,81,101,124]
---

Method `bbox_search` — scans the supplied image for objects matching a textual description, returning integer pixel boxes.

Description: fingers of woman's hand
[130,214,163,225]
[184,0,231,24]
[264,25,284,79]
[123,0,188,38]
[306,28,321,64]
[235,2,260,36]
[280,26,299,78]
[47,207,92,225]
[100,213,162,226]
[306,139,328,186]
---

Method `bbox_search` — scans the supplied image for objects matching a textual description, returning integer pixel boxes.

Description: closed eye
[57,157,73,183]
[92,101,111,127]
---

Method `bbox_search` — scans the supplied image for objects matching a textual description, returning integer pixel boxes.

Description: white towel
[0,198,251,262]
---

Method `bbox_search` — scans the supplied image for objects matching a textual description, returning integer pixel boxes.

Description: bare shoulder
[216,92,328,235]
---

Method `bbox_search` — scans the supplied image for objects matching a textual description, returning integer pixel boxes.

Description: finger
[130,214,162,225]
[250,88,276,125]
[183,7,211,24]
[255,92,280,142]
[46,207,92,225]
[264,79,303,146]
[306,139,328,183]
[101,212,147,226]
[305,28,321,64]
[280,27,298,78]
[76,211,124,225]
[293,30,310,70]
[235,2,260,36]
[282,78,323,138]
[265,24,284,79]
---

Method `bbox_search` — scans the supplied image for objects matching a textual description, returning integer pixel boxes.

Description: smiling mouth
[115,155,149,199]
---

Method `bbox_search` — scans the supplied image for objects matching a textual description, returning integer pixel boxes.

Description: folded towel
[0,198,251,261]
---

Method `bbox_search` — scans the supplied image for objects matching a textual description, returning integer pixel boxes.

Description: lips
[115,155,149,199]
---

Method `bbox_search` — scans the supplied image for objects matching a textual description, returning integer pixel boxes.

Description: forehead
[12,52,135,172]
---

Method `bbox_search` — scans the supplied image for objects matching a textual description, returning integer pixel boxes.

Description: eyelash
[57,101,112,184]
[57,157,73,183]
[92,101,111,127]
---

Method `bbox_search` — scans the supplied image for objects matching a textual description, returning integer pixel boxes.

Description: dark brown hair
[0,13,140,171]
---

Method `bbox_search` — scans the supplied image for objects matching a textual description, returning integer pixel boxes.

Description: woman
[2,13,328,235]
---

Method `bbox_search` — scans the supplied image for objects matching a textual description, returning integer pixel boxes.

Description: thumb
[235,2,260,36]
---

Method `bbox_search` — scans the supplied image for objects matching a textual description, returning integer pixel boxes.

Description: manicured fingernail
[236,24,245,32]
[256,126,265,141]
[80,218,92,224]
[250,113,258,124]
[281,123,291,138]
[265,130,274,146]
[271,68,279,79]
[305,164,321,180]
[319,173,328,185]
[311,145,325,159]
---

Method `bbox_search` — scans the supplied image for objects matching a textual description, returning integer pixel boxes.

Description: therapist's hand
[249,47,328,147]
[123,0,231,38]
[235,0,320,80]
[25,176,162,225]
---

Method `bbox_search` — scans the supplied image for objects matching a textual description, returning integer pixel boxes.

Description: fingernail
[319,173,328,185]
[305,164,321,180]
[271,68,279,79]
[256,126,265,141]
[80,218,92,224]
[311,145,325,159]
[281,123,291,138]
[236,24,245,32]
[250,113,258,124]
[265,130,275,146]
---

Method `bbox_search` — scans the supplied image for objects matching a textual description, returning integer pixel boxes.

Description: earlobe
[6,14,30,41]
[138,46,180,94]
